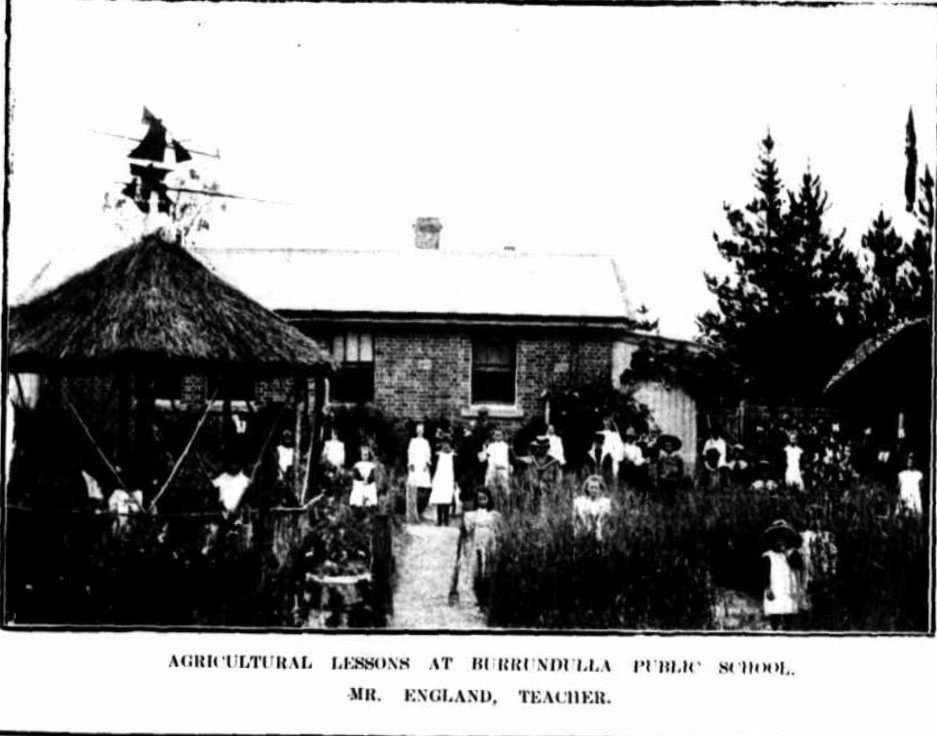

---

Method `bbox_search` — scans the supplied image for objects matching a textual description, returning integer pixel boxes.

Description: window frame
[329,331,376,404]
[470,335,518,407]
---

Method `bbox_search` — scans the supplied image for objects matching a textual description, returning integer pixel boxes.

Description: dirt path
[391,523,487,629]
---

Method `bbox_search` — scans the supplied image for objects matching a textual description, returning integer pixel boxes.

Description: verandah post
[292,373,306,500]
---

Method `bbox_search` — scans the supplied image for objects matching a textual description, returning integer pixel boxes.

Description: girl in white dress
[459,487,503,605]
[573,475,613,541]
[350,445,378,508]
[546,424,566,467]
[407,423,432,523]
[897,453,923,515]
[599,417,625,480]
[430,435,456,526]
[784,432,805,491]
[322,428,346,476]
[762,519,805,630]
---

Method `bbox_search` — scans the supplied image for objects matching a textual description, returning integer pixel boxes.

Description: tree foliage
[102,167,227,247]
[697,134,864,402]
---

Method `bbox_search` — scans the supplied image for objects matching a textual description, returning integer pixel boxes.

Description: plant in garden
[541,373,653,472]
[482,474,928,632]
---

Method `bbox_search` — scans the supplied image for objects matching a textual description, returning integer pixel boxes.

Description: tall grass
[485,475,928,631]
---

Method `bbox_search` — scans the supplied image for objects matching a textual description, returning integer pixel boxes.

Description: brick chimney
[413,217,442,250]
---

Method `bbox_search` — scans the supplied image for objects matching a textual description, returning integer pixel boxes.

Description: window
[472,337,516,405]
[330,332,375,403]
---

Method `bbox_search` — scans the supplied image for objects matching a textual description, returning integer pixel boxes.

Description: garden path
[391,523,487,629]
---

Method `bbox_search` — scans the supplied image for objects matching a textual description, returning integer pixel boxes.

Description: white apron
[429,452,456,506]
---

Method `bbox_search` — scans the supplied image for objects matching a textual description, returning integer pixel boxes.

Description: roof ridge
[195,247,615,259]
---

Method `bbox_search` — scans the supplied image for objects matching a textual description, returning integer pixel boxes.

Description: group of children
[695,422,926,517]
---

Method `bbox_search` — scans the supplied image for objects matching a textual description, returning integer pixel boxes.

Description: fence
[4,503,393,628]
[702,402,842,446]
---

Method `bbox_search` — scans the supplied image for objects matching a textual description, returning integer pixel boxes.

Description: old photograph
[3,0,934,635]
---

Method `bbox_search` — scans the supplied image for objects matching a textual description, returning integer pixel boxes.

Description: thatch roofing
[8,232,334,374]
[825,317,931,393]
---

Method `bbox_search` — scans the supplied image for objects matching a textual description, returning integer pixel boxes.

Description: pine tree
[861,210,911,325]
[698,135,866,402]
[905,108,918,213]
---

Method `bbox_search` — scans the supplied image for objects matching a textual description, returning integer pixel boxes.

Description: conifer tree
[698,135,865,402]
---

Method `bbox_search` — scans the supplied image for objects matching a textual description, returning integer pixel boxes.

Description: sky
[5,0,936,339]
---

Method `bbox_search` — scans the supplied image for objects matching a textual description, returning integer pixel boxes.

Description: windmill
[105,107,281,219]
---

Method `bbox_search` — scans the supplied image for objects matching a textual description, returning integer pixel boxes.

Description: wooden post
[301,372,325,504]
[371,513,394,622]
[292,374,306,501]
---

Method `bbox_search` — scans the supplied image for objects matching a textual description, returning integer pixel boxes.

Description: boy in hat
[762,519,805,630]
[523,434,560,511]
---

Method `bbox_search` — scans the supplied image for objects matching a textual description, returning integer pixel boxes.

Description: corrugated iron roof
[193,248,633,323]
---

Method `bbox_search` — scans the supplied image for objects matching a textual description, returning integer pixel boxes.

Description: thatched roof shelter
[825,317,930,393]
[9,232,333,375]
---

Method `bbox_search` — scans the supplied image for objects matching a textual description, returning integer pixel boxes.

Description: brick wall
[167,330,616,429]
[369,328,614,427]
[373,331,471,419]
[515,335,613,416]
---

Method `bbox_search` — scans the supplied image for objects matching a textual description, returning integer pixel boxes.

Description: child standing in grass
[458,486,503,606]
[784,432,805,491]
[762,519,805,630]
[897,453,923,516]
[573,475,612,541]
[482,428,512,490]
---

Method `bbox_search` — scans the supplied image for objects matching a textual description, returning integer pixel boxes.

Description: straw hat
[764,519,800,546]
[658,434,683,452]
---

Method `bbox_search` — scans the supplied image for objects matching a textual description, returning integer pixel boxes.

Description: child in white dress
[459,487,503,605]
[784,432,805,491]
[482,429,511,490]
[350,445,378,508]
[407,423,432,523]
[573,475,613,541]
[762,519,805,630]
[546,424,566,467]
[599,417,625,480]
[430,434,457,526]
[897,454,923,515]
[322,428,346,476]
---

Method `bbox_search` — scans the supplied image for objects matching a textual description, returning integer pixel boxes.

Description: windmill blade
[166,185,289,206]
[95,131,221,159]
[129,114,168,162]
